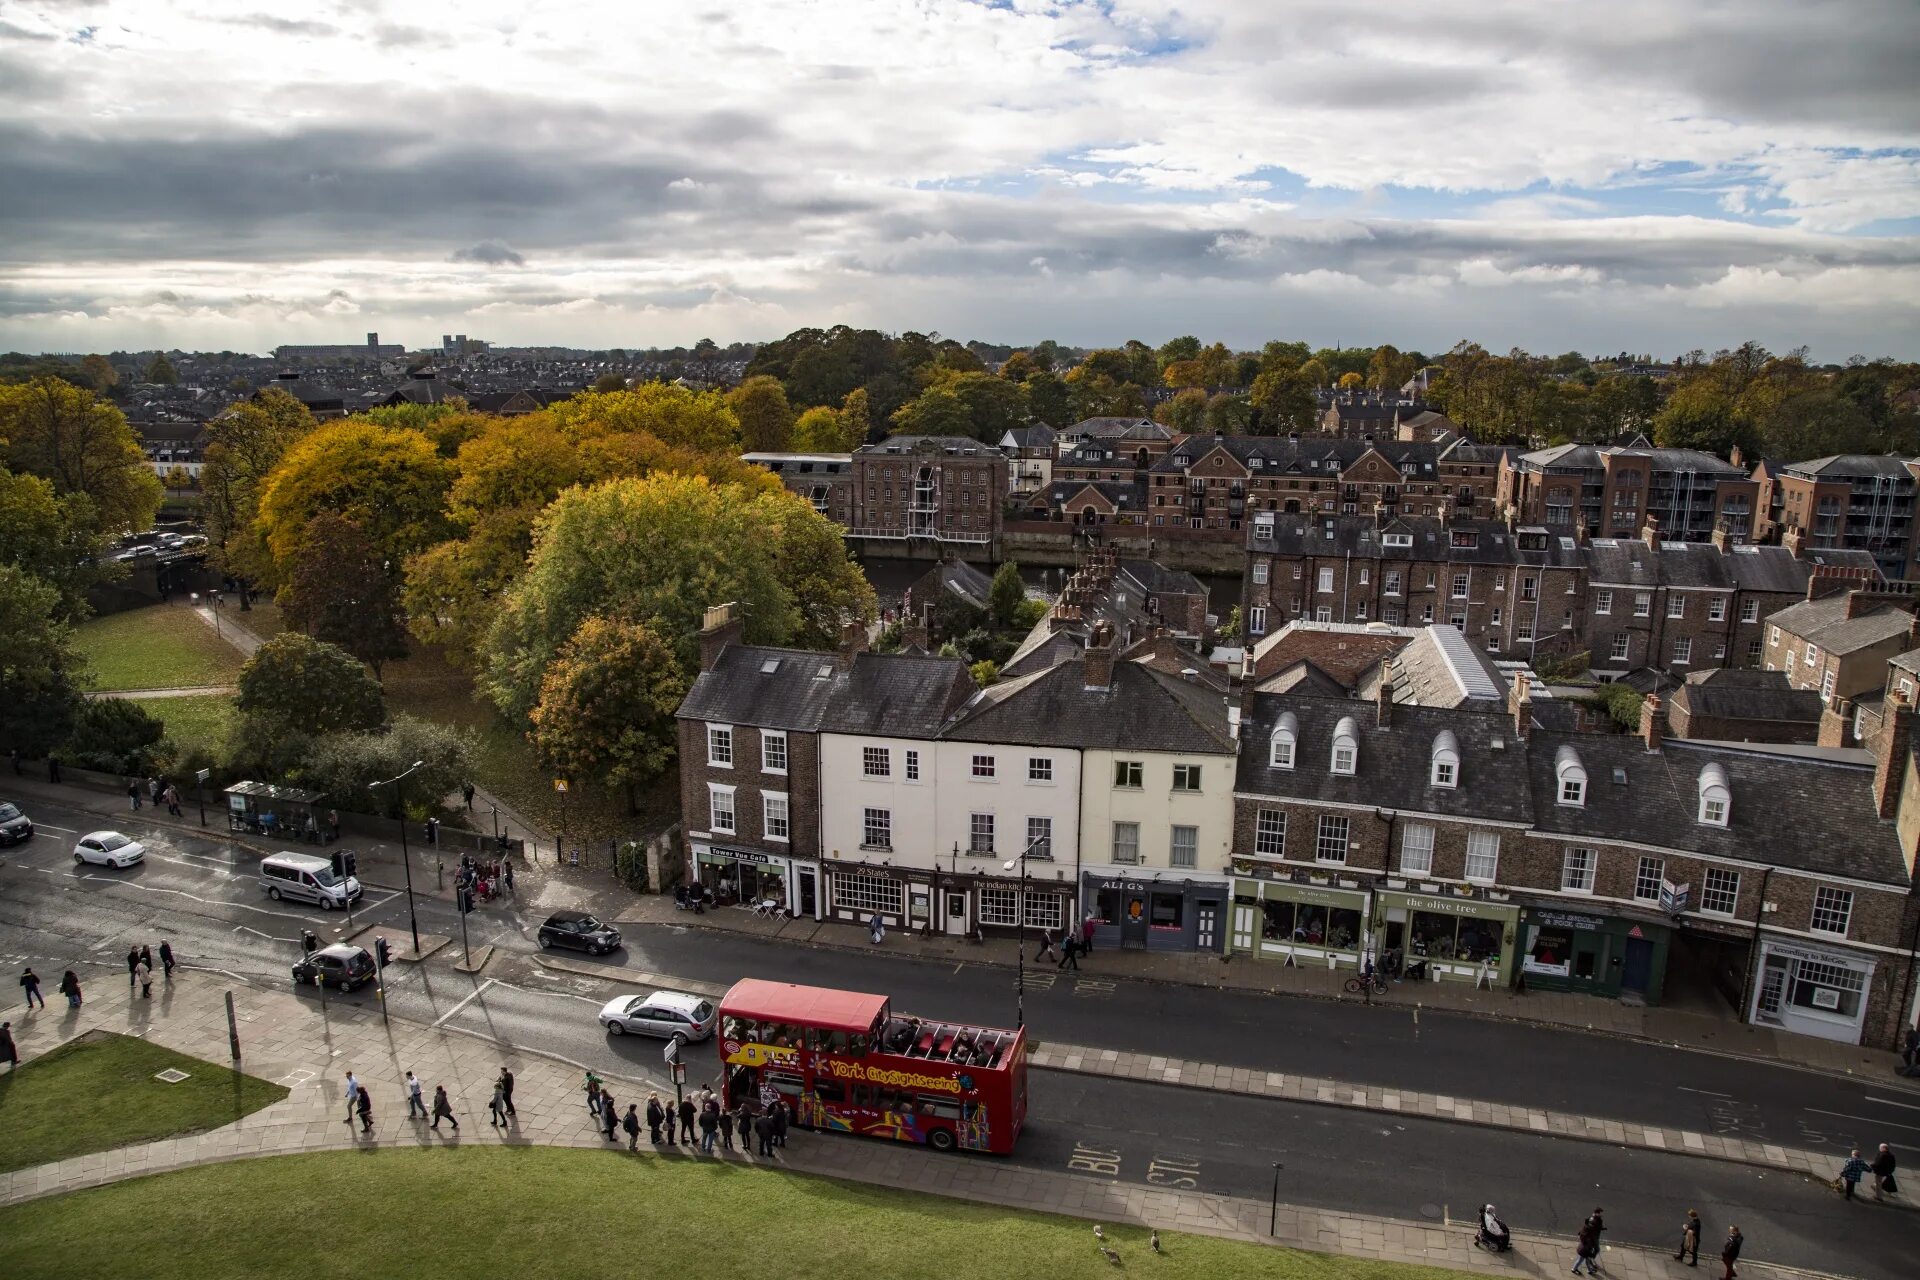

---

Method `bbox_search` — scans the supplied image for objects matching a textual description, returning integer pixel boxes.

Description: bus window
[917,1096,961,1121]
[846,1032,870,1057]
[875,1088,902,1111]
[850,1085,873,1108]
[813,1078,846,1104]
[767,1070,804,1096]
[722,1016,751,1042]
[811,1028,849,1054]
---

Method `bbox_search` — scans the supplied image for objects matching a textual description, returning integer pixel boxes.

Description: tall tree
[1021,372,1070,426]
[889,385,973,437]
[252,421,455,586]
[0,378,163,535]
[1249,368,1317,435]
[78,354,119,394]
[0,466,112,619]
[0,564,84,757]
[989,560,1025,629]
[546,384,740,454]
[792,405,855,452]
[143,354,178,386]
[728,375,796,452]
[1156,388,1208,433]
[199,387,317,580]
[528,615,689,801]
[281,512,410,677]
[236,632,386,737]
[840,387,872,445]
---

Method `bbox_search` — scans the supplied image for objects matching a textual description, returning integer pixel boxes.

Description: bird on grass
[1100,1246,1123,1266]
[1093,1225,1106,1242]
[1150,1230,1162,1254]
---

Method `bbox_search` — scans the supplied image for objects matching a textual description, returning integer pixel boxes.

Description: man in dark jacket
[1870,1143,1897,1198]
[1572,1208,1604,1275]
[159,940,176,982]
[0,1020,17,1069]
[1719,1225,1742,1280]
[646,1094,665,1143]
[600,1092,619,1141]
[754,1111,775,1157]
[677,1095,697,1144]
[772,1099,790,1148]
[1675,1208,1701,1265]
[498,1066,517,1117]
[126,946,141,989]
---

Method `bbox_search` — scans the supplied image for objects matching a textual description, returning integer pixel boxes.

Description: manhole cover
[1418,1203,1443,1220]
[154,1068,191,1084]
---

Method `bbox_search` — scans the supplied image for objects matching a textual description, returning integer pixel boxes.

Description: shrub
[62,698,167,773]
[296,714,476,818]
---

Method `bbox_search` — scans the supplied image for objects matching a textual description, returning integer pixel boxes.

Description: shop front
[1083,871,1228,953]
[1518,908,1671,1003]
[1748,935,1877,1045]
[1376,888,1520,987]
[1226,871,1369,969]
[693,842,822,920]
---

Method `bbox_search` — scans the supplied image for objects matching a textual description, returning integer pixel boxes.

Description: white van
[260,851,362,911]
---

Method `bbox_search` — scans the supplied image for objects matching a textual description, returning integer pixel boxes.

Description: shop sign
[1096,878,1149,892]
[1242,878,1360,909]
[1762,938,1870,971]
[1659,880,1690,914]
[818,1057,964,1095]
[1393,892,1510,919]
[1532,910,1600,931]
[714,847,774,865]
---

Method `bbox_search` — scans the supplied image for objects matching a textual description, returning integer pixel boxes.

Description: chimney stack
[1782,525,1806,560]
[838,619,869,669]
[1083,622,1117,690]
[698,602,745,672]
[1375,675,1393,728]
[1509,670,1532,742]
[1710,524,1730,553]
[1641,515,1662,551]
[1640,693,1664,753]
[902,606,931,653]
[1874,690,1914,820]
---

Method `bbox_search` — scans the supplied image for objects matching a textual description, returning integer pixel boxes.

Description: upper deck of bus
[720,978,1024,1072]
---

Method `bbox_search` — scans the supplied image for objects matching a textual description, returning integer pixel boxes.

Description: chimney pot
[1640,693,1664,753]
[1875,689,1915,819]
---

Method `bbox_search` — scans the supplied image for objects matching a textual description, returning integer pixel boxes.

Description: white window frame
[1810,886,1853,938]
[968,811,996,854]
[833,870,903,917]
[1561,846,1597,894]
[1741,599,1759,623]
[1172,763,1202,792]
[1399,823,1434,875]
[1318,567,1335,593]
[1594,589,1612,614]
[760,729,788,775]
[1668,596,1686,619]
[1673,637,1692,665]
[706,724,734,768]
[904,749,920,782]
[1112,821,1141,864]
[1805,645,1818,668]
[1451,573,1469,599]
[861,807,892,850]
[1252,560,1270,585]
[762,792,790,843]
[1634,856,1664,903]
[1028,756,1054,784]
[1701,866,1740,916]
[1248,604,1268,635]
[708,783,736,834]
[1708,597,1727,622]
[1026,815,1053,860]
[1254,808,1286,858]
[1634,592,1651,617]
[1169,825,1198,868]
[1314,814,1350,864]
[862,745,891,778]
[1114,760,1143,789]
[1464,831,1500,884]
[971,753,997,779]
[1610,633,1630,662]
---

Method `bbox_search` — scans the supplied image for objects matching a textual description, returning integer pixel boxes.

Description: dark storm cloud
[450,240,526,266]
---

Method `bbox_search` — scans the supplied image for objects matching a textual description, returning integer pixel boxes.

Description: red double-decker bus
[716,978,1028,1155]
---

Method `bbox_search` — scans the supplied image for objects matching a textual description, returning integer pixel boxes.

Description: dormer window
[1698,762,1730,827]
[1555,744,1587,807]
[1269,712,1298,769]
[1331,715,1358,776]
[1430,730,1460,788]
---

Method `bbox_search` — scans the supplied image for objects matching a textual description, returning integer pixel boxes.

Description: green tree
[362,401,490,457]
[143,354,178,386]
[728,375,796,452]
[792,405,860,452]
[1653,380,1752,456]
[969,658,1000,686]
[1204,393,1251,434]
[989,560,1025,629]
[889,385,972,437]
[1021,371,1070,425]
[0,465,112,619]
[252,421,454,585]
[298,714,474,818]
[999,351,1038,383]
[1249,367,1317,435]
[79,354,119,394]
[280,512,410,677]
[840,387,871,445]
[61,697,166,773]
[545,384,740,454]
[236,632,386,737]
[592,372,628,394]
[528,615,689,799]
[0,564,84,756]
[1157,387,1208,433]
[1367,344,1417,394]
[199,387,317,580]
[1156,335,1202,373]
[944,372,1028,442]
[0,378,163,535]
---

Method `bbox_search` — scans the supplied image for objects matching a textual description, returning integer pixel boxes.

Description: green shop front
[1519,907,1670,1003]
[1226,867,1370,969]
[1376,888,1520,987]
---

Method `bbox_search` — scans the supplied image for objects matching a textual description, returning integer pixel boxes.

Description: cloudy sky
[2,0,1916,359]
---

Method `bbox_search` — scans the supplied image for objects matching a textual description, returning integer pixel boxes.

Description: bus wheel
[928,1129,956,1153]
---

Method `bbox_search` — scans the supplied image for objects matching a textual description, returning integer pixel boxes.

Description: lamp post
[1269,1161,1283,1236]
[371,760,426,955]
[1000,833,1049,1029]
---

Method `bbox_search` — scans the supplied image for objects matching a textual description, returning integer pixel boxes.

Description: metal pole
[225,990,241,1060]
[1016,851,1027,1029]
[1270,1161,1282,1236]
[373,943,388,1025]
[459,887,471,968]
[397,773,421,955]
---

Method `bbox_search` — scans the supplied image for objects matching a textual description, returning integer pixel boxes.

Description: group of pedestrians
[346,1068,484,1136]
[1034,915,1099,970]
[1839,1143,1899,1200]
[128,776,183,817]
[1662,1210,1743,1278]
[586,1072,788,1158]
[124,941,176,998]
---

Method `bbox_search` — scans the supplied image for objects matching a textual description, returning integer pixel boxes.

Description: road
[0,798,1911,1277]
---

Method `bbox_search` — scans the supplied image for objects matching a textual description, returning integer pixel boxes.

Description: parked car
[292,944,376,992]
[535,910,622,955]
[598,990,717,1042]
[74,830,145,868]
[0,802,32,846]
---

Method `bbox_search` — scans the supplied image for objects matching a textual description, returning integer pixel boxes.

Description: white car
[74,830,146,868]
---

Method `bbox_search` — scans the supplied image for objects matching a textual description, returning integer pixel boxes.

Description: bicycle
[1343,973,1388,998]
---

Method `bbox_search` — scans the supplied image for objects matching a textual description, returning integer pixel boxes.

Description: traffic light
[458,888,473,914]
[302,930,318,954]
[342,850,358,877]
[374,937,391,967]
[330,851,345,878]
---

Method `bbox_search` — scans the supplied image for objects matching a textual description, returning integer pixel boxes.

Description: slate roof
[1527,733,1909,886]
[910,559,995,611]
[1154,436,1442,478]
[1781,454,1916,481]
[945,657,1234,754]
[1722,544,1882,591]
[1118,559,1205,599]
[1518,444,1746,476]
[1000,423,1058,450]
[1890,647,1920,677]
[676,644,845,730]
[256,377,346,409]
[1000,627,1081,679]
[1254,660,1351,698]
[1236,695,1535,824]
[817,652,977,737]
[857,435,998,457]
[1248,514,1584,568]
[1767,594,1915,654]
[1061,417,1169,442]
[1670,669,1820,725]
[1041,479,1145,510]
[1384,626,1507,707]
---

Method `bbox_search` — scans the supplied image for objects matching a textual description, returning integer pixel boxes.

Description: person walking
[1572,1207,1604,1275]
[754,1110,775,1157]
[1719,1226,1742,1280]
[1081,913,1097,956]
[1840,1149,1870,1200]
[128,781,141,811]
[148,776,162,807]
[19,967,44,1010]
[678,1094,697,1145]
[159,939,176,982]
[600,1092,620,1142]
[1902,1024,1920,1075]
[1870,1143,1898,1198]
[502,857,515,897]
[1058,934,1080,971]
[126,946,140,989]
[0,1020,16,1070]
[343,1071,362,1123]
[327,809,341,843]
[488,1079,508,1126]
[868,912,884,945]
[135,955,152,999]
[1675,1209,1701,1266]
[498,1066,517,1118]
[772,1098,790,1149]
[646,1093,665,1144]
[165,785,182,818]
[623,1103,641,1149]
[585,1075,603,1119]
[58,970,81,1009]
[425,817,440,847]
[462,782,475,810]
[719,1102,736,1151]
[405,1072,427,1119]
[699,1099,719,1153]
[356,1085,374,1135]
[139,944,153,980]
[430,1084,458,1132]
[1034,927,1059,963]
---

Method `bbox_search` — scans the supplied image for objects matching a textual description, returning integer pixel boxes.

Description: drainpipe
[1736,866,1774,1023]
[1342,551,1351,621]
[1898,896,1920,1049]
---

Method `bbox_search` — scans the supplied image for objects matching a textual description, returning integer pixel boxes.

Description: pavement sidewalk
[617,895,1915,1088]
[0,974,1843,1280]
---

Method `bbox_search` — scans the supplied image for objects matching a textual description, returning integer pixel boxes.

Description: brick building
[847,435,1008,548]
[740,452,855,524]
[1665,669,1821,744]
[1757,454,1920,582]
[1146,436,1452,535]
[1228,682,1919,1048]
[1438,443,1512,521]
[1763,581,1919,703]
[998,423,1057,496]
[1500,444,1756,542]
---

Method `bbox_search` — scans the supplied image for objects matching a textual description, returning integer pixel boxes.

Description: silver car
[598,991,717,1043]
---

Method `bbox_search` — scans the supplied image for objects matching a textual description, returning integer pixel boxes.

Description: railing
[843,525,994,545]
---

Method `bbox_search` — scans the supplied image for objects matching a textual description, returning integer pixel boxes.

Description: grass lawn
[0,1147,1466,1280]
[71,605,244,692]
[0,1031,286,1174]
[129,693,239,756]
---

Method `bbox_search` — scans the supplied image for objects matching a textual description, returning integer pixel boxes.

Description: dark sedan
[0,802,33,846]
[536,910,622,955]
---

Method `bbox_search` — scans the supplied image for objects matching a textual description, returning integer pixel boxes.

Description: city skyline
[1,0,1916,358]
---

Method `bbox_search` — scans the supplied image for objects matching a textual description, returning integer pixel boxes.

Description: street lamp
[1000,833,1049,1029]
[1269,1161,1283,1236]
[371,760,426,955]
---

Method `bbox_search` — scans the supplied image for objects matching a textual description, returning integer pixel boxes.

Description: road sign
[553,779,569,793]
[1660,880,1691,914]
[663,1037,681,1065]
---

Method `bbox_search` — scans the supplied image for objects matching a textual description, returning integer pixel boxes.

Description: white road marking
[1677,1086,1736,1097]
[1864,1095,1920,1112]
[234,925,289,943]
[432,977,496,1027]
[34,824,80,835]
[78,873,321,922]
[1804,1108,1920,1134]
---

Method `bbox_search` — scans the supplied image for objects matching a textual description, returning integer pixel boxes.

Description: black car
[292,944,377,992]
[536,910,622,955]
[0,802,33,846]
